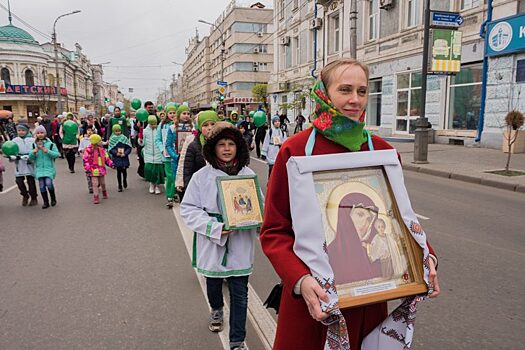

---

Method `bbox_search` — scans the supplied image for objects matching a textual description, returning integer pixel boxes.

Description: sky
[0,0,273,102]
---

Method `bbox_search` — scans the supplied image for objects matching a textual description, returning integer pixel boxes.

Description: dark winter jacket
[183,136,206,189]
[109,142,132,168]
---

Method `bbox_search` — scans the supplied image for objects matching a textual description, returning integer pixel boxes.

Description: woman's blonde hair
[320,58,370,90]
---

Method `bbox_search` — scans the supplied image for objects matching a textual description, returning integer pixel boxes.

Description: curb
[402,164,522,193]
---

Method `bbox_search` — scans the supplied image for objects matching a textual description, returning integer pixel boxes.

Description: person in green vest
[60,113,80,173]
[105,107,129,140]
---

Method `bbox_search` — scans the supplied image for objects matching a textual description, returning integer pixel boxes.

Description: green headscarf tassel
[309,79,367,151]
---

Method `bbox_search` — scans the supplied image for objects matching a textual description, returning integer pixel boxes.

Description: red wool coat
[260,128,436,350]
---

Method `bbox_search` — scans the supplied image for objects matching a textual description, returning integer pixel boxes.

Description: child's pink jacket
[83,144,113,176]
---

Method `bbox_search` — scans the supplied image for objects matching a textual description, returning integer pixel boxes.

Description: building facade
[0,17,109,123]
[182,1,274,114]
[269,0,525,149]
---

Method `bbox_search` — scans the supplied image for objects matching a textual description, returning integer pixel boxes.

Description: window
[1,67,10,84]
[294,37,300,66]
[517,59,525,83]
[367,79,382,127]
[396,71,422,134]
[231,22,267,33]
[231,43,267,53]
[329,13,340,54]
[299,30,308,65]
[406,0,421,28]
[460,0,480,10]
[285,45,292,69]
[25,69,35,86]
[368,0,379,41]
[231,82,257,91]
[447,64,482,130]
[279,0,285,20]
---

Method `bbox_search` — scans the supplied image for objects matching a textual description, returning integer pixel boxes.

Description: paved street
[1,152,524,350]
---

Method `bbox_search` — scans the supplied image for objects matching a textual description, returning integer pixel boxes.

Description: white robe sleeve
[180,171,228,246]
[261,130,269,157]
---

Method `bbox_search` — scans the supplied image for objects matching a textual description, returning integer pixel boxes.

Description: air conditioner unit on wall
[310,17,323,30]
[280,36,290,46]
[379,0,394,10]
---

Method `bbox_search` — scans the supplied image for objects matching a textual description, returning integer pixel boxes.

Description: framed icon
[287,150,429,309]
[176,130,193,154]
[216,175,264,230]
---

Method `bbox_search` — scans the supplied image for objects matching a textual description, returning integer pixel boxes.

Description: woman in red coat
[260,58,440,350]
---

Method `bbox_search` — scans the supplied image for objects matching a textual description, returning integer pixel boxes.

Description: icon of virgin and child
[325,186,408,286]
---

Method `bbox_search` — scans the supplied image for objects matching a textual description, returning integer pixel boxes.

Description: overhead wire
[0,1,52,40]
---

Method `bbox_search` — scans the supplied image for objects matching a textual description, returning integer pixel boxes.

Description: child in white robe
[180,122,259,350]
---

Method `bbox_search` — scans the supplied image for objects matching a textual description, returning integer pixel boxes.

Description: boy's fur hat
[203,122,250,170]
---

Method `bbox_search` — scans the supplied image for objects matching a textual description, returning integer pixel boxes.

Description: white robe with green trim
[180,164,258,278]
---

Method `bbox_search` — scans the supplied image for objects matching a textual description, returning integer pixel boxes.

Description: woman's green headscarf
[309,78,368,151]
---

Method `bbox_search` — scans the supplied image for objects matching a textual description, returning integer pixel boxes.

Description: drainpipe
[476,0,493,143]
[311,0,319,79]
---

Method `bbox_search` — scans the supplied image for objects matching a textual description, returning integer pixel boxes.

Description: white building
[269,0,525,149]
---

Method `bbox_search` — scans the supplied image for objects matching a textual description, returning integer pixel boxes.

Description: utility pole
[350,0,357,58]
[52,10,81,115]
[414,0,431,163]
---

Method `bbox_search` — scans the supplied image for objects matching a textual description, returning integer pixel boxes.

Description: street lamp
[198,19,225,83]
[53,10,81,115]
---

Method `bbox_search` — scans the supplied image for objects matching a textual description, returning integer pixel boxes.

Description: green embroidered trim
[196,266,253,278]
[206,221,213,239]
[221,237,229,267]
[192,232,197,268]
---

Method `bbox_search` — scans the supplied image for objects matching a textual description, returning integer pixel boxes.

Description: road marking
[416,213,430,220]
[171,204,275,350]
[0,185,17,194]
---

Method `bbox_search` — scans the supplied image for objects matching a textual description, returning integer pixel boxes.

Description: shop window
[396,71,422,134]
[25,69,35,86]
[367,79,382,127]
[447,64,482,130]
[1,68,11,84]
[516,59,525,83]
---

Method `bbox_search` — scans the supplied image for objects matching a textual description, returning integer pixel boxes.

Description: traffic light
[218,94,225,102]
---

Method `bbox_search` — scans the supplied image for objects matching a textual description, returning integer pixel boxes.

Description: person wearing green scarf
[260,58,440,350]
[108,124,132,191]
[158,104,178,207]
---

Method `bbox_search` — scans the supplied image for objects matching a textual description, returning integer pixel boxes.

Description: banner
[429,29,462,74]
[2,84,68,96]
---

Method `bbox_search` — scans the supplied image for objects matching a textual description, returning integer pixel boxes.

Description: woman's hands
[428,257,440,298]
[300,276,330,321]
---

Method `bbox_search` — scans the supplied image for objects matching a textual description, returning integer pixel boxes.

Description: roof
[0,24,39,45]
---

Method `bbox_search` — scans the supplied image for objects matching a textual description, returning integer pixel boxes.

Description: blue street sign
[431,11,464,28]
[217,80,228,86]
[487,13,525,57]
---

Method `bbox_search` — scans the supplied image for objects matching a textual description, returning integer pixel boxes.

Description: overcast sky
[1,0,273,102]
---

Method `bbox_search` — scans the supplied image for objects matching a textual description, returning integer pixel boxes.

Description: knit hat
[176,104,190,117]
[202,122,250,175]
[34,125,47,135]
[66,112,74,119]
[16,123,30,131]
[197,110,219,131]
[147,115,158,125]
[271,115,280,124]
[89,134,102,145]
[165,104,178,114]
[112,124,121,133]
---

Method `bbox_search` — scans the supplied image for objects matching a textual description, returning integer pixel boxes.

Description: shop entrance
[26,105,40,124]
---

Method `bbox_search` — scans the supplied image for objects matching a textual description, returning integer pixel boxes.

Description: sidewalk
[390,141,525,193]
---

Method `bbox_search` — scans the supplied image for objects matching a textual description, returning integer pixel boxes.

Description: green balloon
[121,110,127,116]
[131,98,142,110]
[63,120,78,134]
[136,108,149,122]
[253,111,266,127]
[249,111,255,118]
[157,104,164,111]
[2,140,19,156]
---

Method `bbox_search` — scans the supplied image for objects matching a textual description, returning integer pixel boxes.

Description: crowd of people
[1,58,440,350]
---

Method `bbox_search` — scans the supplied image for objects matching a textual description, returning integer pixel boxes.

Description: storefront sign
[429,29,462,74]
[224,97,256,104]
[487,13,525,57]
[1,84,68,96]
